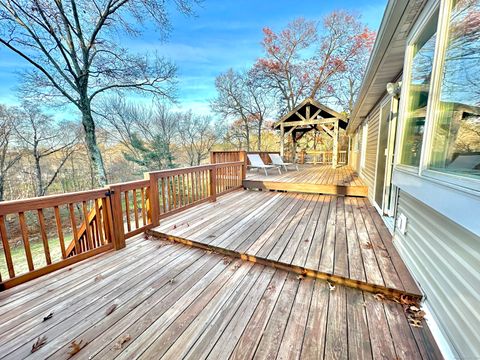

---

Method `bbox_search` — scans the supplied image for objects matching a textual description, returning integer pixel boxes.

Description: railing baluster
[124,191,131,232]
[37,209,52,265]
[53,206,67,259]
[133,189,139,229]
[94,199,104,246]
[18,212,34,270]
[0,215,15,279]
[81,202,94,251]
[141,187,147,226]
[69,203,80,254]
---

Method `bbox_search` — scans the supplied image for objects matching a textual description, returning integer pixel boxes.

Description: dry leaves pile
[372,292,425,328]
[31,335,47,353]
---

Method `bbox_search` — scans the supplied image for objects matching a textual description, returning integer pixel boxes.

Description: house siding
[361,106,380,204]
[394,191,480,359]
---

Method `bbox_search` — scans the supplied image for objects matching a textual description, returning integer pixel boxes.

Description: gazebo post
[292,131,297,163]
[280,123,285,158]
[332,119,339,168]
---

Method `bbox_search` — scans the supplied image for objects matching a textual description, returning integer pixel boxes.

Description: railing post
[108,185,126,250]
[144,172,160,227]
[239,151,247,180]
[209,165,217,202]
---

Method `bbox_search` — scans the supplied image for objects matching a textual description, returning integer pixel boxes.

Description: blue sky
[0,0,387,117]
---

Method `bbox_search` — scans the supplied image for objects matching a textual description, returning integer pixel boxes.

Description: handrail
[0,161,246,289]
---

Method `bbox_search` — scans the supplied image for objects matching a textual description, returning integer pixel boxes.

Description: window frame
[421,0,480,191]
[396,0,440,174]
[395,0,480,194]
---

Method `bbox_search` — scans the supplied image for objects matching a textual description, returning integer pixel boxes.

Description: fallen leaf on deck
[408,318,423,328]
[362,241,374,250]
[173,224,177,229]
[94,274,104,282]
[167,279,175,284]
[114,334,131,350]
[105,304,117,316]
[304,239,309,243]
[31,335,47,353]
[68,340,87,356]
[296,274,305,281]
[327,281,335,291]
[43,312,54,322]
[222,256,231,264]
[373,293,385,302]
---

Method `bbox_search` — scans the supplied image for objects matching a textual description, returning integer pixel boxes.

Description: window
[428,0,480,178]
[400,13,439,167]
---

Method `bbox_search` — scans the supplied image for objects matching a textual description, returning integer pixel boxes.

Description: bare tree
[99,97,177,170]
[0,0,198,186]
[211,69,273,151]
[15,103,78,196]
[0,105,22,201]
[178,112,217,166]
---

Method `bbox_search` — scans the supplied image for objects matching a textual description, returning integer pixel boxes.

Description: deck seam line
[147,229,423,301]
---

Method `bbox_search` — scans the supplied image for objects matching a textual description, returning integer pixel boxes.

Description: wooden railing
[149,161,244,219]
[0,189,115,289]
[0,162,245,290]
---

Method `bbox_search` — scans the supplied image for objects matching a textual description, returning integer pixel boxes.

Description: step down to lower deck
[147,229,422,302]
[242,180,368,197]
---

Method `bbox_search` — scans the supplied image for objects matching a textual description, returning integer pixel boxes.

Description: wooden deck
[154,190,421,297]
[244,165,368,197]
[0,234,442,359]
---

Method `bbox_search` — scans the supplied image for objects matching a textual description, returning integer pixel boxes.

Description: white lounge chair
[247,154,282,176]
[269,153,299,172]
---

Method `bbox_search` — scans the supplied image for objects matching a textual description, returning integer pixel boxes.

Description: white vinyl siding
[363,107,380,203]
[394,191,480,359]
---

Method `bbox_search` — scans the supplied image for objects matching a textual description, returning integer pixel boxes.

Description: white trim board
[393,168,480,236]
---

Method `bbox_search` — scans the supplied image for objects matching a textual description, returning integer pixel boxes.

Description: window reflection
[429,0,480,178]
[401,15,438,167]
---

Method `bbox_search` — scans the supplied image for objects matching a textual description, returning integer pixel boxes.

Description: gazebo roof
[273,98,348,131]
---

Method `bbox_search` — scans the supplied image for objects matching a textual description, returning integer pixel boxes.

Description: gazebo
[273,98,348,168]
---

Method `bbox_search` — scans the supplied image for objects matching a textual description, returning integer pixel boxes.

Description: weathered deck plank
[0,238,441,359]
[244,165,368,196]
[156,190,421,296]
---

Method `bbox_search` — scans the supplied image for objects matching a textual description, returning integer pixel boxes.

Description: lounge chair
[247,154,282,176]
[269,153,299,172]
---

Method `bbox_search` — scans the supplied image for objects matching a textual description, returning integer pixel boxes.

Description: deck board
[0,237,441,359]
[156,190,420,296]
[244,165,368,197]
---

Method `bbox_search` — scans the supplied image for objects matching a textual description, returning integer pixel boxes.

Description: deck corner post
[209,166,217,202]
[108,184,126,250]
[144,172,160,227]
[332,120,339,169]
[239,150,247,180]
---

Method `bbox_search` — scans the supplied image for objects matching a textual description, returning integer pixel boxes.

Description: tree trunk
[0,175,4,201]
[35,154,44,197]
[244,120,251,151]
[79,96,108,187]
[257,122,262,151]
